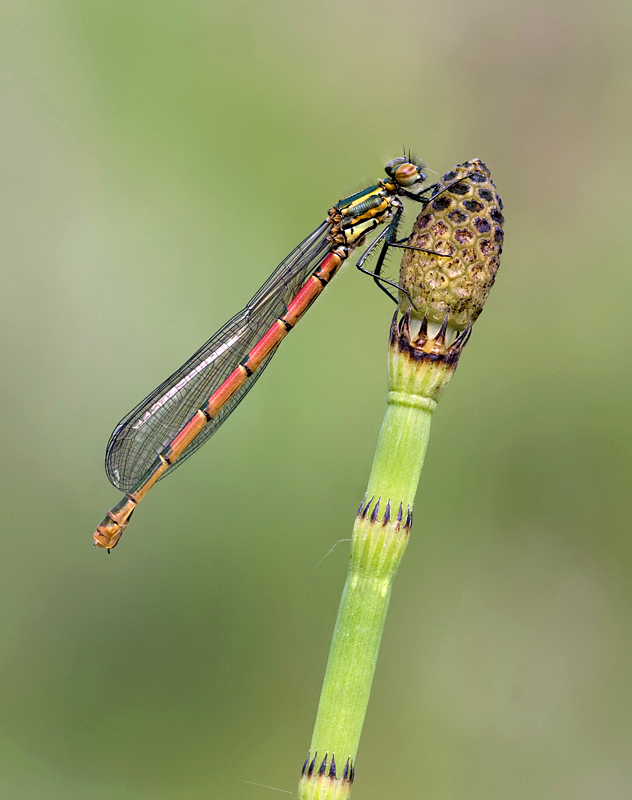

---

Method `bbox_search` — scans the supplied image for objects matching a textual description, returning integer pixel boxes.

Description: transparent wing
[106,221,332,491]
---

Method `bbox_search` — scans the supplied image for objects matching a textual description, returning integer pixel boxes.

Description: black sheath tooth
[362,495,374,518]
[302,755,309,776]
[435,312,450,344]
[357,496,367,517]
[405,507,413,530]
[319,754,328,776]
[329,754,337,778]
[402,308,412,341]
[383,499,391,525]
[370,498,381,523]
[308,754,317,776]
[389,309,400,344]
[396,502,403,524]
[419,313,429,340]
[454,323,473,349]
[342,758,350,781]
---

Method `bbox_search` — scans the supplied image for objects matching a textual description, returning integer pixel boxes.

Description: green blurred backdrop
[1,1,630,798]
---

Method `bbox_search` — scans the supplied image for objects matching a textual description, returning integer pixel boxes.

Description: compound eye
[385,157,407,177]
[394,162,421,187]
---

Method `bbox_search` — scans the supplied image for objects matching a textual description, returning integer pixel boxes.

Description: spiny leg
[356,213,411,304]
[366,170,481,290]
[383,240,449,258]
[358,207,456,303]
[401,183,438,203]
[356,171,480,304]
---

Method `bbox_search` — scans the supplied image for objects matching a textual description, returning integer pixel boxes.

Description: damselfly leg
[356,172,480,304]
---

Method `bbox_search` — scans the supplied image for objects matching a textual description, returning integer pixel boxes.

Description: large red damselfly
[94,156,437,551]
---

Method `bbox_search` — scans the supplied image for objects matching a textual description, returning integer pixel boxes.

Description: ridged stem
[364,396,434,506]
[298,313,464,799]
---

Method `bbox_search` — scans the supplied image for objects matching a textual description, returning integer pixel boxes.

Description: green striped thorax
[399,159,504,331]
[329,157,426,248]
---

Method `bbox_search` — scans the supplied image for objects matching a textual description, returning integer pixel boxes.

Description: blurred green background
[1,1,630,798]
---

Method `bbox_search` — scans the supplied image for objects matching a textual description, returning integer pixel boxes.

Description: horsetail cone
[399,159,504,330]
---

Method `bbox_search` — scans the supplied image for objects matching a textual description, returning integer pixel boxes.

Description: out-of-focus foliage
[0,1,630,798]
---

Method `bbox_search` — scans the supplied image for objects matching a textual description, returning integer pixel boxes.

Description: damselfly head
[385,157,426,188]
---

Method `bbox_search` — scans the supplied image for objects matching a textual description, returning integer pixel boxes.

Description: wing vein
[105,221,332,491]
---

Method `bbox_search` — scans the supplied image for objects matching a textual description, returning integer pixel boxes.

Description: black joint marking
[125,493,137,505]
[314,273,328,287]
[279,317,293,331]
[240,359,253,377]
[308,755,317,777]
[107,548,111,554]
[201,407,212,421]
[319,755,328,776]
[371,498,380,523]
[163,454,172,465]
[383,500,391,525]
[329,754,336,778]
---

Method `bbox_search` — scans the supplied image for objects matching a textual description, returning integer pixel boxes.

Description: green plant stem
[365,395,435,505]
[299,317,459,799]
[307,399,434,770]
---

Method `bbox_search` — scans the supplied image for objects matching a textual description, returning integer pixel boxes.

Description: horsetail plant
[298,160,504,799]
